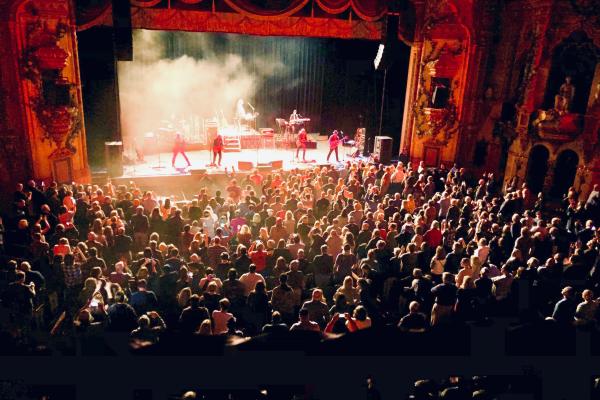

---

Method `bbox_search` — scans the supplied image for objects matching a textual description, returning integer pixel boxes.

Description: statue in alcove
[532,109,558,127]
[554,76,575,114]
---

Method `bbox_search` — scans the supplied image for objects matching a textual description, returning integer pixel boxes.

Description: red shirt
[213,135,223,151]
[423,228,442,248]
[297,131,307,146]
[174,135,185,151]
[250,173,263,186]
[249,250,267,272]
[329,134,340,149]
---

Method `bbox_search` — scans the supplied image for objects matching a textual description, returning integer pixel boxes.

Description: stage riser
[110,172,250,198]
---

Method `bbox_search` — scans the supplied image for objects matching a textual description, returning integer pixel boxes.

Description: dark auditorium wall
[78,26,122,169]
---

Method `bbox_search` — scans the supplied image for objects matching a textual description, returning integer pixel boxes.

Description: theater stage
[108,137,357,196]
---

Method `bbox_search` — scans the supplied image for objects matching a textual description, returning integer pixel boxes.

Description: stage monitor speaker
[112,0,132,61]
[104,141,123,177]
[271,160,283,169]
[190,168,207,175]
[238,161,254,171]
[373,136,393,165]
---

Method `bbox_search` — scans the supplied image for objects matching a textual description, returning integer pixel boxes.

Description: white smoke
[117,30,284,148]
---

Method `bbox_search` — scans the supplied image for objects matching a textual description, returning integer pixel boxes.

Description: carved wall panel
[9,0,90,183]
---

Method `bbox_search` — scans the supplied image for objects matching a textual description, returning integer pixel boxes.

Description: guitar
[296,130,308,148]
[329,134,341,149]
[296,136,308,148]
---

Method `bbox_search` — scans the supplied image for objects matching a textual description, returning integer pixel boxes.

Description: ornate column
[0,3,32,190]
[399,0,425,158]
[403,0,470,167]
[9,0,90,184]
[400,42,423,157]
[455,0,497,167]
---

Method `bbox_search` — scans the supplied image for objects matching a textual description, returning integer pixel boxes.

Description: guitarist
[295,128,308,162]
[172,132,191,168]
[212,132,224,167]
[327,130,341,163]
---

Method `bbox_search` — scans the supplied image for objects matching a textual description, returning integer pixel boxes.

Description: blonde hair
[197,319,212,336]
[239,224,250,235]
[470,255,482,276]
[177,287,192,308]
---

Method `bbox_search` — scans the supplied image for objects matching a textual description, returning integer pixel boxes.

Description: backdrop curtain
[162,31,327,130]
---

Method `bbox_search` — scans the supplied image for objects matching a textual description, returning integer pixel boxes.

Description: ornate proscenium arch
[75,0,394,40]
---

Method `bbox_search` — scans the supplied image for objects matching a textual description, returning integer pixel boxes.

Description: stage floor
[121,138,354,178]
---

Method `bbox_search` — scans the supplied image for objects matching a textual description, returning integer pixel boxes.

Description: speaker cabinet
[271,160,283,169]
[373,136,393,165]
[104,141,123,177]
[238,161,254,171]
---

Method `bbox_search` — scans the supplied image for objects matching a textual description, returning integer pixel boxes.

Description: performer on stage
[133,136,144,163]
[236,99,246,119]
[235,99,246,132]
[295,128,308,162]
[172,132,191,168]
[212,131,224,166]
[327,130,341,163]
[289,109,299,124]
[289,109,300,134]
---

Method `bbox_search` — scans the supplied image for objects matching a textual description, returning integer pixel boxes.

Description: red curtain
[130,8,381,40]
[223,0,387,20]
[76,0,111,30]
[222,0,309,18]
[316,0,386,21]
[351,0,387,21]
[130,0,162,7]
[76,0,388,31]
[315,0,351,15]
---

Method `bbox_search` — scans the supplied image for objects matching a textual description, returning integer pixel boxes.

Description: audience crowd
[0,159,599,350]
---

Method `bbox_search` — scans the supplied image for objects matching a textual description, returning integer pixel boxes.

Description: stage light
[373,44,385,70]
[374,14,400,71]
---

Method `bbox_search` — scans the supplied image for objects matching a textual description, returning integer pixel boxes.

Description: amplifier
[104,141,123,177]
